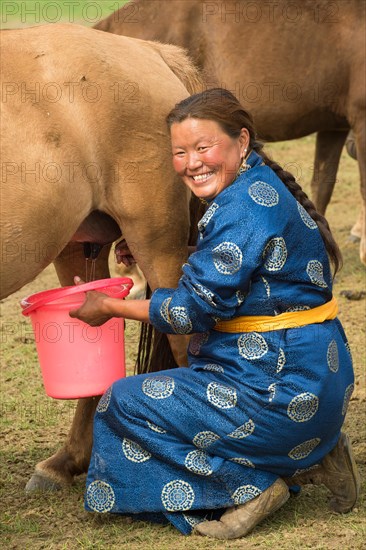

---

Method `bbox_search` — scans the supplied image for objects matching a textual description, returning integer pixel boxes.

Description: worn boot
[284,432,360,513]
[193,478,289,539]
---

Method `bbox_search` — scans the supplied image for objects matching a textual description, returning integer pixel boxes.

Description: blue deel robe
[84,151,354,535]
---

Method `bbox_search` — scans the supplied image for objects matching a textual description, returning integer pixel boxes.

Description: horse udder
[71,210,121,244]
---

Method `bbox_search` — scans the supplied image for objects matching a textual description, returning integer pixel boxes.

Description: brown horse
[0,23,202,490]
[95,0,366,263]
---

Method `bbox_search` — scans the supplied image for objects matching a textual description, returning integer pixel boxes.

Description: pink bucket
[21,278,133,399]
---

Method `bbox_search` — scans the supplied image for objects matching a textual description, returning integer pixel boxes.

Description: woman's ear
[239,128,250,155]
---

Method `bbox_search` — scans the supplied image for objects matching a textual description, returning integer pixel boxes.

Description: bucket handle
[21,277,134,316]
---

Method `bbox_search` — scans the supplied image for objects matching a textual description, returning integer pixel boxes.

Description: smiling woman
[70,88,360,540]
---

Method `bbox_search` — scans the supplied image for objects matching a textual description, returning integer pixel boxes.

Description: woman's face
[170,118,249,201]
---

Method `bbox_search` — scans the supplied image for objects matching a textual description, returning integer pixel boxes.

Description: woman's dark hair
[167,88,342,274]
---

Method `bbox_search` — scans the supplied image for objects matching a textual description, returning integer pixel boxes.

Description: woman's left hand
[69,276,113,326]
[115,239,136,266]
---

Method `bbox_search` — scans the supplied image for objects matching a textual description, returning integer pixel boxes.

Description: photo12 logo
[1,80,140,105]
[201,1,339,24]
[1,1,137,25]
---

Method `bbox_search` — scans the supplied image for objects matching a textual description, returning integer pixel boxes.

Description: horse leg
[350,210,362,241]
[343,130,363,243]
[310,130,348,215]
[26,242,112,491]
[106,160,192,370]
[357,202,366,264]
[352,123,366,264]
[26,397,100,491]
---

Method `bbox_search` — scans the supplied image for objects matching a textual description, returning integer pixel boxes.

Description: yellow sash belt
[214,297,338,333]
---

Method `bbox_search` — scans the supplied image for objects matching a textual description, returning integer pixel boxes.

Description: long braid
[252,141,342,274]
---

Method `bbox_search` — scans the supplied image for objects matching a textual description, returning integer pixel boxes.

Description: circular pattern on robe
[327,340,339,373]
[96,386,112,413]
[122,438,152,463]
[293,464,319,477]
[276,348,286,373]
[161,480,195,511]
[198,202,219,233]
[297,202,318,229]
[238,332,268,360]
[286,305,310,312]
[142,376,175,399]
[342,383,354,415]
[288,438,321,460]
[248,181,279,207]
[287,392,319,422]
[183,513,204,528]
[261,276,271,297]
[189,332,209,356]
[86,480,115,512]
[232,484,261,505]
[230,457,255,468]
[345,341,352,357]
[169,306,193,334]
[212,242,243,275]
[268,383,276,402]
[207,382,237,409]
[185,450,213,476]
[306,260,327,288]
[229,419,255,439]
[160,297,172,324]
[263,237,287,271]
[146,420,167,434]
[193,431,220,449]
[193,283,216,306]
[203,363,224,373]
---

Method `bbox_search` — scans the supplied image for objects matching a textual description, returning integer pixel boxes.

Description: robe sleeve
[149,193,274,335]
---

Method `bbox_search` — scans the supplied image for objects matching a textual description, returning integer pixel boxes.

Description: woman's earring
[237,148,251,175]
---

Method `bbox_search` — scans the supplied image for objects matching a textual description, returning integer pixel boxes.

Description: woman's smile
[191,171,215,183]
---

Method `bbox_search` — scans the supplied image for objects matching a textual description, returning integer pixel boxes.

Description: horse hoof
[25,472,62,493]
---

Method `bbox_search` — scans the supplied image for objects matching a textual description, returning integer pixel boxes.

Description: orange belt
[214,297,338,333]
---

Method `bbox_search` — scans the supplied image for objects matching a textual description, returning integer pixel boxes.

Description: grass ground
[1,136,365,549]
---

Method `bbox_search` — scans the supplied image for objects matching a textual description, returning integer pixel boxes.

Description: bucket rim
[21,277,134,316]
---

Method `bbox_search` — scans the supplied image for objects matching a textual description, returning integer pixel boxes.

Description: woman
[70,89,359,539]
